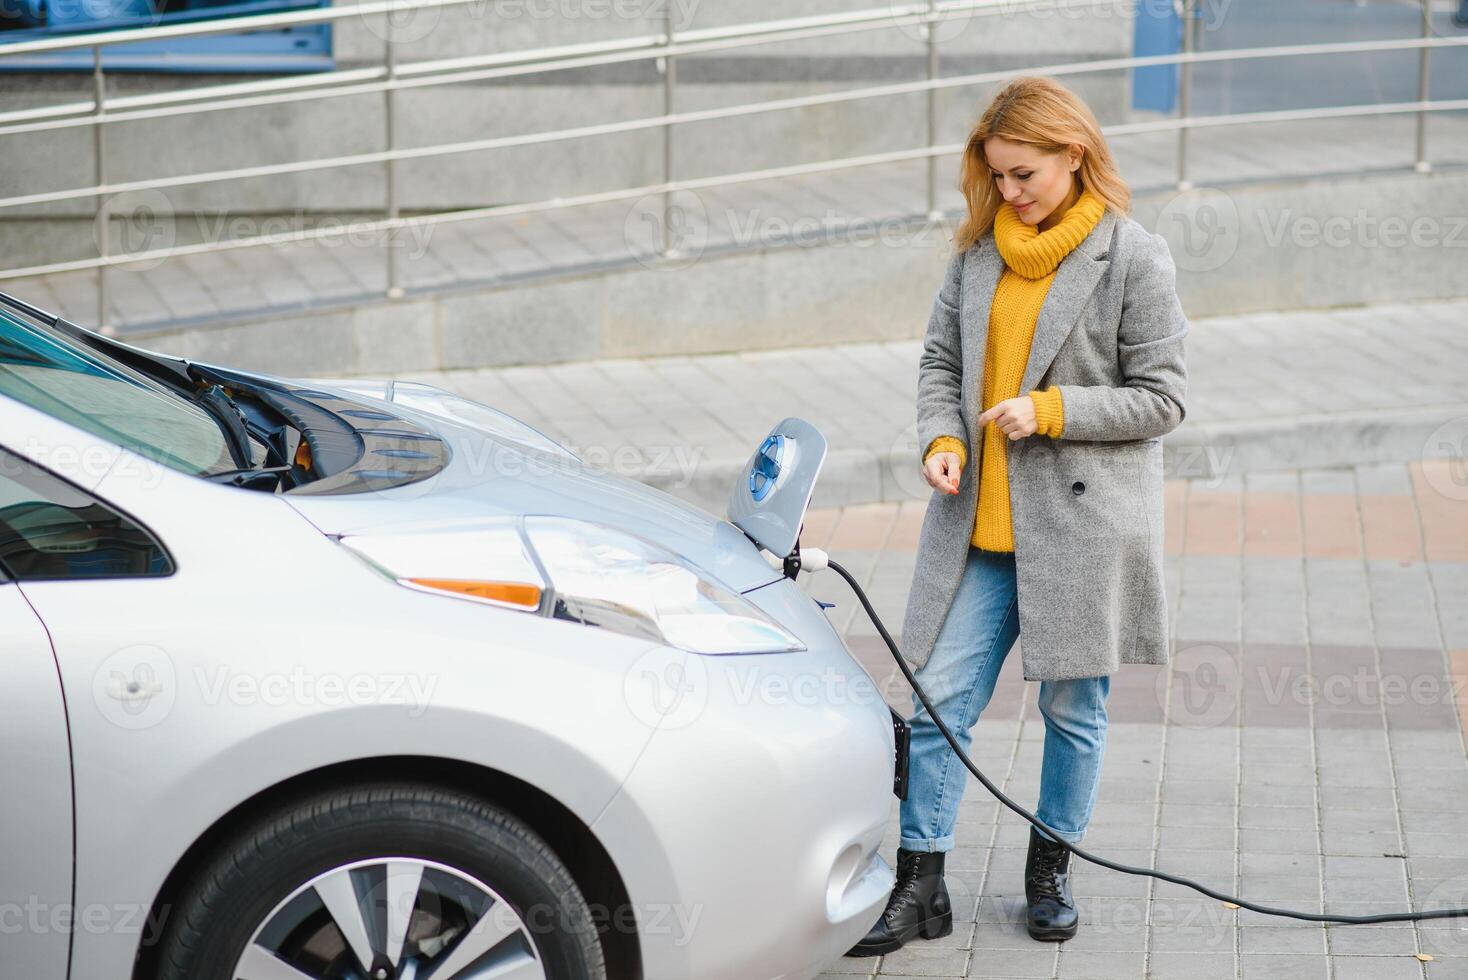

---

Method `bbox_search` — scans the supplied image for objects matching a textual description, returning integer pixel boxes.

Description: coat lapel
[960,234,1005,452]
[1017,208,1115,397]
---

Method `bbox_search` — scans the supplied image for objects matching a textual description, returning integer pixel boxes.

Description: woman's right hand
[923,451,963,495]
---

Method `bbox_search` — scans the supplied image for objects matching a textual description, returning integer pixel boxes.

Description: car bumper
[591,576,896,979]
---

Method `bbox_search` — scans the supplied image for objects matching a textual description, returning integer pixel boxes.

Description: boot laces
[885,855,925,919]
[1030,849,1070,906]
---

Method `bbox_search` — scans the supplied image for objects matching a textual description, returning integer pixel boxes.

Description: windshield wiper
[196,384,255,470]
[206,464,293,490]
[42,313,258,472]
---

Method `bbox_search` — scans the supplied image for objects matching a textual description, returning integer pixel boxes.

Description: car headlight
[339,516,805,656]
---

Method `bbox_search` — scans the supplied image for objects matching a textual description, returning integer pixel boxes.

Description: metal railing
[1,0,1463,330]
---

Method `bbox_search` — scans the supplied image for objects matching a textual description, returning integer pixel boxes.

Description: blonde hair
[953,75,1131,253]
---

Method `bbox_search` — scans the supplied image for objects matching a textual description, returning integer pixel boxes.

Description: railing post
[925,0,941,221]
[1416,0,1432,173]
[92,45,112,334]
[385,33,403,299]
[1176,0,1195,191]
[659,3,677,257]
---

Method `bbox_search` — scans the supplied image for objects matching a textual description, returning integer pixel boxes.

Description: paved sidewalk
[794,458,1468,979]
[388,293,1468,514]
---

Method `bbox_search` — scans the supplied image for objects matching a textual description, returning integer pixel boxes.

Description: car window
[0,447,173,580]
[0,309,234,476]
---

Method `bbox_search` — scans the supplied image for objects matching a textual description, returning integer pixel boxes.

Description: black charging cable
[819,555,1468,925]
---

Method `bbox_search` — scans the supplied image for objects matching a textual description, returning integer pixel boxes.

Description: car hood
[279,378,785,594]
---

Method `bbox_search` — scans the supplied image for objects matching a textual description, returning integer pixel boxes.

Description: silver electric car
[0,292,901,980]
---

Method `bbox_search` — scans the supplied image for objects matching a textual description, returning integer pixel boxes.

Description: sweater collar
[993,187,1106,279]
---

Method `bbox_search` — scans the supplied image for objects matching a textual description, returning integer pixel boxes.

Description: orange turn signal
[404,578,543,610]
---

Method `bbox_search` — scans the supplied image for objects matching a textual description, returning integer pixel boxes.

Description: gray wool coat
[900,206,1189,682]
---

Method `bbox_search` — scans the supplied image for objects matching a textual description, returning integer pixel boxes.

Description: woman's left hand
[977,397,1038,440]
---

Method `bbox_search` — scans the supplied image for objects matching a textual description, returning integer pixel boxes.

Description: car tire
[150,781,607,980]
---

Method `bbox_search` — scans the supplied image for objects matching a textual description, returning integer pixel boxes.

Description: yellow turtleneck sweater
[923,186,1106,552]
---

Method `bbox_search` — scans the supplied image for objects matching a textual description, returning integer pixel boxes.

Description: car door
[0,465,76,980]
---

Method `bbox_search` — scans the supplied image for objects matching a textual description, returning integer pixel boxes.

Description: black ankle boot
[845,847,954,957]
[1024,826,1079,940]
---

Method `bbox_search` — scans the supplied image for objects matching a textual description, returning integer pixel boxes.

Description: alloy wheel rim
[233,856,547,980]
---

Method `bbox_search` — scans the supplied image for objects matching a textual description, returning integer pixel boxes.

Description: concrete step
[10,137,1468,380]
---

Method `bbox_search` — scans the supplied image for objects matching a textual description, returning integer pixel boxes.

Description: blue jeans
[899,546,1111,851]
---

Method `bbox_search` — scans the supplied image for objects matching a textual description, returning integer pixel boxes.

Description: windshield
[0,309,235,477]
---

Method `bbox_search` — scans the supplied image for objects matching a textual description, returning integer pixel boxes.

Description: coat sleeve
[1053,230,1188,441]
[915,247,970,466]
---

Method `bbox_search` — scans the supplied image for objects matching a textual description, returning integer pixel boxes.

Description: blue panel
[0,0,333,74]
[45,0,155,28]
[9,0,46,26]
[1131,0,1181,113]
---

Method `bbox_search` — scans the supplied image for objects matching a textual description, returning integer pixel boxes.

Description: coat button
[1072,481,1085,495]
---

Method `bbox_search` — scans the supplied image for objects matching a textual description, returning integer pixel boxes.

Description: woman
[847,75,1188,956]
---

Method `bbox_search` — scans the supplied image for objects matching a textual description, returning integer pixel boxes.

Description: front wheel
[150,782,606,980]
